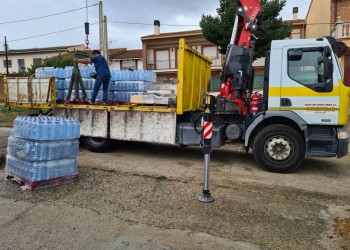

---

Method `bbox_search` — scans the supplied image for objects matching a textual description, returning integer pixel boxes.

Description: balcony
[332,18,350,39]
[147,58,222,71]
[211,58,222,68]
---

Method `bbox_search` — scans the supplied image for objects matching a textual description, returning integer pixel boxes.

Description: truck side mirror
[323,57,333,80]
[317,49,333,82]
[323,46,332,57]
[288,49,303,61]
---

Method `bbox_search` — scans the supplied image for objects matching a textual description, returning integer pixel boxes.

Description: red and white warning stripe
[203,121,213,139]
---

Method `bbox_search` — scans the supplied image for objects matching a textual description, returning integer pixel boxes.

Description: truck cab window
[288,48,333,92]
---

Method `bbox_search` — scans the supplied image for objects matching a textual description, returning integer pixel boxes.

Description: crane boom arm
[219,0,263,103]
[235,0,262,47]
[230,0,262,47]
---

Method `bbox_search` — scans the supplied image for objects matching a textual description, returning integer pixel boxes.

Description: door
[280,46,340,125]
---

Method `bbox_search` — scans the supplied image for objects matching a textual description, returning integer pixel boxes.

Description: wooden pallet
[4,172,79,191]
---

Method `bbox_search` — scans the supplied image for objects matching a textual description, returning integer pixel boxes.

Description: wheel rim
[264,135,294,162]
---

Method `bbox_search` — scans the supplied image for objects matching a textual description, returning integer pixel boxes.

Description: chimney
[154,20,160,35]
[293,7,298,20]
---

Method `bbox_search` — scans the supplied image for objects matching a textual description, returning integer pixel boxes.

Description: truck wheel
[81,137,112,153]
[253,124,305,173]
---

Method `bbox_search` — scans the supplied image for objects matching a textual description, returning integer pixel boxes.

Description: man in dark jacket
[74,50,111,105]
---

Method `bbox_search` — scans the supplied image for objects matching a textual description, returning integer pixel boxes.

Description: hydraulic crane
[219,0,263,115]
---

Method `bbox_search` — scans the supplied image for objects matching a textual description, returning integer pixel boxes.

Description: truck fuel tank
[176,123,226,148]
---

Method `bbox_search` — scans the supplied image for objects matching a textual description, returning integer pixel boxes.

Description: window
[3,60,12,68]
[288,48,332,92]
[156,50,169,69]
[121,60,136,70]
[291,29,301,39]
[203,46,218,59]
[253,73,264,89]
[33,58,43,66]
[18,59,25,72]
[192,45,201,52]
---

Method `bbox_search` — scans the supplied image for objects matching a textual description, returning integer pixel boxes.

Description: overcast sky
[0,0,311,50]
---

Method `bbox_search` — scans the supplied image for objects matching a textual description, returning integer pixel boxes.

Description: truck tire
[81,137,112,153]
[253,124,305,173]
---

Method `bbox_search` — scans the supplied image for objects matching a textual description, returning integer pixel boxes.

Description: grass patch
[0,103,41,123]
[133,173,169,182]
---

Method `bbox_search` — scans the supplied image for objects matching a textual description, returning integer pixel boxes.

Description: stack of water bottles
[36,66,97,103]
[35,67,157,104]
[110,69,157,104]
[5,116,80,190]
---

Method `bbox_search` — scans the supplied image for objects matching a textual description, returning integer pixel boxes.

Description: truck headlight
[337,131,349,139]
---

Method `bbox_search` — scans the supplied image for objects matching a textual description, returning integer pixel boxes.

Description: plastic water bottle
[22,116,28,138]
[74,119,80,138]
[119,70,124,80]
[12,116,19,137]
[56,79,60,90]
[65,118,72,139]
[38,117,44,140]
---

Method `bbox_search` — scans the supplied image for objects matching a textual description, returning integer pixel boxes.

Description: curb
[0,123,13,128]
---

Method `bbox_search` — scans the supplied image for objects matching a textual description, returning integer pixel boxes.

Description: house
[109,48,143,70]
[0,44,85,74]
[286,7,306,39]
[240,8,307,90]
[305,0,350,83]
[141,20,222,85]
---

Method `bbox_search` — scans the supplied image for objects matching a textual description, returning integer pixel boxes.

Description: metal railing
[211,58,222,67]
[147,58,222,70]
[332,20,350,39]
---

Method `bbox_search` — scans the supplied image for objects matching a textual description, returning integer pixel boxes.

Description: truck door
[280,46,340,125]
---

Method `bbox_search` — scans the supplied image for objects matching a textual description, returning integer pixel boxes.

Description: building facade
[285,7,306,39]
[0,45,85,74]
[141,22,222,85]
[109,49,143,71]
[305,0,350,84]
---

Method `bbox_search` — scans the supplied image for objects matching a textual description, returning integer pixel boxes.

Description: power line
[64,0,98,19]
[6,17,341,44]
[0,3,99,25]
[8,22,99,43]
[108,20,199,27]
[108,20,339,27]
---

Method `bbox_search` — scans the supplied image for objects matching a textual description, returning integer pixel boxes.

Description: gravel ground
[1,127,350,250]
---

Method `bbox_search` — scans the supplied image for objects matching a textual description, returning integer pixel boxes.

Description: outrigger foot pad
[198,191,214,203]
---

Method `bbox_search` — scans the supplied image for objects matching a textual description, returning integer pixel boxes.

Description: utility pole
[4,36,9,76]
[103,16,109,62]
[99,0,104,57]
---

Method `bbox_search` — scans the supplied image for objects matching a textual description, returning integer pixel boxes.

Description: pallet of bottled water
[110,69,157,104]
[5,116,80,190]
[11,116,80,140]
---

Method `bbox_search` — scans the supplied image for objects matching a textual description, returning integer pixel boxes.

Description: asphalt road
[0,127,350,250]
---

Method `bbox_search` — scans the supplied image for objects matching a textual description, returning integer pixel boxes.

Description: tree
[200,0,292,59]
[25,53,77,76]
[43,53,74,68]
